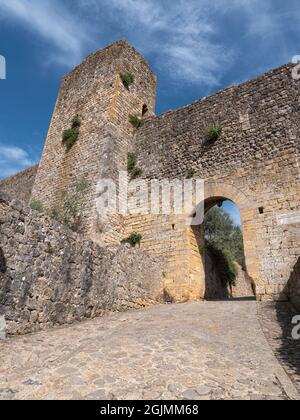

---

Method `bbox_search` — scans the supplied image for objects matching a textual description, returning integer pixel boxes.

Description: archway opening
[192,197,255,301]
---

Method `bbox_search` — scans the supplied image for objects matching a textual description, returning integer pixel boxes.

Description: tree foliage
[204,206,245,269]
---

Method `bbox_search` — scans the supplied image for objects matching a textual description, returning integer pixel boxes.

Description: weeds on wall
[51,179,91,232]
[31,179,90,233]
[62,115,81,150]
[121,232,142,248]
[120,72,135,89]
[46,243,54,255]
[71,115,81,128]
[186,169,195,179]
[30,198,44,213]
[129,114,144,128]
[127,153,143,179]
[204,125,222,144]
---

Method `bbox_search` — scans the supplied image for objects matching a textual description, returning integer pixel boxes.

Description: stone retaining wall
[0,193,163,335]
[0,165,38,205]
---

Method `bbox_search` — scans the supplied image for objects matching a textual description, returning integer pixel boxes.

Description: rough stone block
[0,316,6,340]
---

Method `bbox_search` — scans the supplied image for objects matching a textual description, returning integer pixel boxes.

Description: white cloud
[0,0,298,84]
[87,0,231,85]
[0,144,35,179]
[0,0,90,66]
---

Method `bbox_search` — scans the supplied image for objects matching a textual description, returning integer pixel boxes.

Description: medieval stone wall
[1,41,299,306]
[31,40,156,246]
[0,165,38,205]
[0,193,163,335]
[126,63,300,302]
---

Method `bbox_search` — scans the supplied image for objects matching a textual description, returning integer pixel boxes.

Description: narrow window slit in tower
[142,104,149,117]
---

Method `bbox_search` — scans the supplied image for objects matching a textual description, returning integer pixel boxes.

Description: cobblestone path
[258,302,300,393]
[0,301,299,400]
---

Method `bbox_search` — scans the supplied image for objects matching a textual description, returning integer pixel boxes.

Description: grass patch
[205,125,222,144]
[30,198,44,213]
[50,179,90,232]
[62,128,79,150]
[129,114,144,128]
[120,72,135,89]
[46,243,54,255]
[127,153,143,179]
[121,232,142,248]
[62,115,81,150]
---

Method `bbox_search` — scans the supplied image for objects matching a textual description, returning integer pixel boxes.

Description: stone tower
[31,40,157,245]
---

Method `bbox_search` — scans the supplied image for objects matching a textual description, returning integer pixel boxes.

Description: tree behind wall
[204,206,246,270]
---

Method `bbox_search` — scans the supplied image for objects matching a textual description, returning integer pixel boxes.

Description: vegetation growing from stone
[30,198,44,213]
[204,206,246,286]
[62,128,79,150]
[186,169,195,179]
[129,114,144,128]
[62,115,81,150]
[127,153,143,179]
[71,115,81,128]
[46,243,54,255]
[51,179,90,232]
[205,125,222,144]
[121,232,142,248]
[120,72,135,89]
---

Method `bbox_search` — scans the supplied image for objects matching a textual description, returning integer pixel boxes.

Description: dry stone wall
[0,193,163,335]
[0,165,38,205]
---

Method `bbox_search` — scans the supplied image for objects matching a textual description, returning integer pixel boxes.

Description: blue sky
[0,0,299,224]
[222,200,241,226]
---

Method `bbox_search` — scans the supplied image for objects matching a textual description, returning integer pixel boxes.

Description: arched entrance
[187,182,262,301]
[195,198,255,300]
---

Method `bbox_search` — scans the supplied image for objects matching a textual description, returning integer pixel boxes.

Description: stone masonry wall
[0,193,163,335]
[126,63,300,302]
[31,40,156,247]
[0,165,38,205]
[2,42,300,306]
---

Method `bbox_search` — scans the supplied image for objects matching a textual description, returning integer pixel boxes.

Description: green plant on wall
[62,115,81,150]
[120,72,135,89]
[205,124,222,144]
[121,232,142,248]
[71,115,81,128]
[51,178,90,232]
[30,198,44,213]
[129,114,144,128]
[46,243,54,255]
[186,169,195,179]
[127,153,143,179]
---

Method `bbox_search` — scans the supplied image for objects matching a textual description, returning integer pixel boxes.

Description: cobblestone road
[0,301,299,400]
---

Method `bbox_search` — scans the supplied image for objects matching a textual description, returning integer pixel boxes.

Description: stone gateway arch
[1,41,300,333]
[30,41,300,303]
